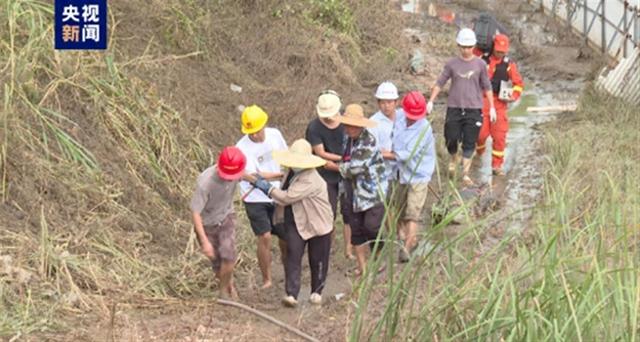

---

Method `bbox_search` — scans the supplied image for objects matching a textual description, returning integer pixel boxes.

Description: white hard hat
[375,81,399,100]
[456,28,477,46]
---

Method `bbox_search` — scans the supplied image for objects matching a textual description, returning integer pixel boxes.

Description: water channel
[400,0,590,232]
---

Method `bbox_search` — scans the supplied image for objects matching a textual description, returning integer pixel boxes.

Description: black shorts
[444,107,483,157]
[340,192,351,225]
[347,183,385,248]
[244,202,284,239]
[350,204,385,247]
[327,181,351,223]
[326,181,339,220]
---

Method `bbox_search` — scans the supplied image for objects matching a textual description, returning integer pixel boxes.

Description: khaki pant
[204,213,237,272]
[392,182,429,222]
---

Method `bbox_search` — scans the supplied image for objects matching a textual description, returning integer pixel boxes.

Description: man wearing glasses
[427,28,495,186]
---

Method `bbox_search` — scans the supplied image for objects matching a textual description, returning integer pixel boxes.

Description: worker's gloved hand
[489,107,497,123]
[426,101,434,114]
[253,177,272,196]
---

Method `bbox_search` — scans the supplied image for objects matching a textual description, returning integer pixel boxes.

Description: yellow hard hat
[241,105,269,134]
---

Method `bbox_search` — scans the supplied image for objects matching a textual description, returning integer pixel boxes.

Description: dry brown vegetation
[0,0,404,336]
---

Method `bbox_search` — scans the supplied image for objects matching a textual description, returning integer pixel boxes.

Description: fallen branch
[527,104,577,113]
[428,184,442,202]
[216,299,320,342]
[121,51,204,68]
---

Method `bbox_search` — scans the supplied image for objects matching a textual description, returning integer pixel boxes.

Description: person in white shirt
[369,81,405,193]
[235,105,288,289]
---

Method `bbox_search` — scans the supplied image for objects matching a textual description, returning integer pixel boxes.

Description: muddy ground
[48,1,603,341]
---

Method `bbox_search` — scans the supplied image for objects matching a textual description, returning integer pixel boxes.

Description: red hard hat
[217,146,246,180]
[493,34,509,53]
[402,91,427,120]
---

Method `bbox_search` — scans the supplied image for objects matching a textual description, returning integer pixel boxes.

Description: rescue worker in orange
[475,34,524,175]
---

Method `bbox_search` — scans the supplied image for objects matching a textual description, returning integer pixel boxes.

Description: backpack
[473,13,508,54]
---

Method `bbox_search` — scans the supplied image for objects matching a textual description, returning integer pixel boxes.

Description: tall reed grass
[349,87,639,341]
[0,0,217,336]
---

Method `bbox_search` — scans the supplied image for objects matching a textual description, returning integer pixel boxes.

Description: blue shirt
[392,113,436,184]
[369,109,404,185]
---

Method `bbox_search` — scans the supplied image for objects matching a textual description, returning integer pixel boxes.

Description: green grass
[2,1,635,339]
[0,0,405,338]
[349,88,640,341]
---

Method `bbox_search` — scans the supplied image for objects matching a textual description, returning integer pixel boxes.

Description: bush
[304,0,357,36]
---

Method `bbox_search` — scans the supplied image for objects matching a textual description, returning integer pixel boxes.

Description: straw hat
[336,104,377,128]
[272,139,326,169]
[316,90,341,118]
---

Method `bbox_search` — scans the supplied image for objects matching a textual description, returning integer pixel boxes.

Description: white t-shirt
[235,127,288,203]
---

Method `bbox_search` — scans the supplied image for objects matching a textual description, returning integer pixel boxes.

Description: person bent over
[337,104,387,276]
[391,91,436,262]
[252,139,333,307]
[190,146,246,299]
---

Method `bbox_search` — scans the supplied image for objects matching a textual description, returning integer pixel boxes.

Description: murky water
[476,86,557,183]
[485,77,583,212]
[400,0,588,231]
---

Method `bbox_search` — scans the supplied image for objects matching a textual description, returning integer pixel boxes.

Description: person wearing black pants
[428,28,496,186]
[283,206,331,300]
[444,107,483,157]
[251,139,334,307]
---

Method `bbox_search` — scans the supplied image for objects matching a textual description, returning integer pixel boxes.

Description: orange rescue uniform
[476,55,524,169]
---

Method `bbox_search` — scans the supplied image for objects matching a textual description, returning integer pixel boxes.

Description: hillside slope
[0,0,404,335]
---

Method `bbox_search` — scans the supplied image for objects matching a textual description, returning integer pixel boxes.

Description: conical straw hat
[336,104,377,128]
[272,139,327,169]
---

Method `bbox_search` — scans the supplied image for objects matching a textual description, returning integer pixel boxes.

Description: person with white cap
[251,139,333,307]
[427,28,495,186]
[337,104,386,276]
[369,81,405,191]
[235,105,288,290]
[305,90,354,260]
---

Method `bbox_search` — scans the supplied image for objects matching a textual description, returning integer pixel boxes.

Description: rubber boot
[492,168,505,176]
[448,154,459,175]
[462,157,474,186]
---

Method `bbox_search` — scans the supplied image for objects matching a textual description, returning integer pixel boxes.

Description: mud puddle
[95,2,595,341]
[476,80,582,181]
[402,0,590,234]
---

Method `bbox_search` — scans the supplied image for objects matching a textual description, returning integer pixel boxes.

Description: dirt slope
[0,0,405,339]
[1,0,605,340]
